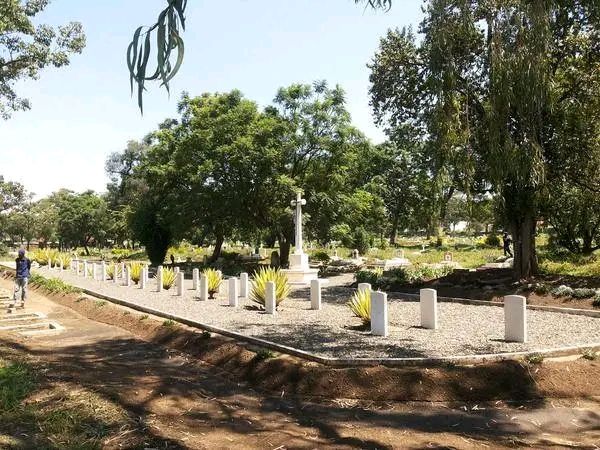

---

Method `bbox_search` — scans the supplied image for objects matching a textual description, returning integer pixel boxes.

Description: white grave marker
[504,295,527,343]
[156,266,163,292]
[176,272,184,296]
[240,272,249,298]
[420,288,438,329]
[140,267,147,289]
[265,281,276,314]
[228,277,239,307]
[371,291,388,336]
[192,268,199,291]
[199,274,208,301]
[310,279,323,310]
[83,261,88,278]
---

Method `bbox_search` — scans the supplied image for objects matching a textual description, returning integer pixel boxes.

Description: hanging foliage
[126,0,187,113]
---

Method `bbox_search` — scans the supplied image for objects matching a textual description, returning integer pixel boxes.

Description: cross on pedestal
[291,192,306,255]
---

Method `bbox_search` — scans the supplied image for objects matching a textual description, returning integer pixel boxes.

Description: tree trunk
[210,232,224,262]
[582,232,594,255]
[512,215,538,279]
[389,211,400,245]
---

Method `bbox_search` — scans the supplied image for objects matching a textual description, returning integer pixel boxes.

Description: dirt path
[1,279,599,449]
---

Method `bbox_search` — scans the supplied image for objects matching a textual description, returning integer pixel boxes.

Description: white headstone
[176,272,184,296]
[119,262,125,279]
[174,267,180,274]
[199,273,208,301]
[75,260,80,275]
[371,291,388,336]
[92,263,98,280]
[240,272,249,298]
[192,268,200,291]
[228,277,239,307]
[358,283,372,293]
[113,264,119,284]
[156,266,163,293]
[504,295,527,343]
[125,266,131,287]
[310,279,323,310]
[265,281,276,315]
[101,262,107,281]
[140,267,147,289]
[420,288,438,329]
[83,261,88,278]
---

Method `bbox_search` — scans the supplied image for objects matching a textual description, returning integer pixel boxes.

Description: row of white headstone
[355,284,527,343]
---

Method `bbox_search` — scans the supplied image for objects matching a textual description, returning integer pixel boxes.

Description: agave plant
[202,268,222,298]
[162,268,176,290]
[249,267,291,309]
[106,263,121,280]
[54,254,72,270]
[128,262,143,284]
[348,288,371,325]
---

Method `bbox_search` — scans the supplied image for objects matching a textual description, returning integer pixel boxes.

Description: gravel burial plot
[35,266,600,359]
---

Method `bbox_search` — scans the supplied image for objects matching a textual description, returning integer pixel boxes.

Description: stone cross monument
[291,192,307,256]
[283,191,318,284]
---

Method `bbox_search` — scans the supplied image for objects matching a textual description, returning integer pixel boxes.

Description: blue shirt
[15,257,31,279]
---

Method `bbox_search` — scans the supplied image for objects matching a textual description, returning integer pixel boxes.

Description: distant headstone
[156,266,163,293]
[176,272,184,296]
[199,274,208,301]
[443,252,453,262]
[270,251,280,268]
[192,268,200,291]
[504,295,527,343]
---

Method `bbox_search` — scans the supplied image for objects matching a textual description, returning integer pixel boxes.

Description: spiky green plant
[162,268,176,290]
[348,288,371,324]
[54,254,72,270]
[249,267,291,308]
[128,262,143,284]
[106,263,121,280]
[202,268,222,297]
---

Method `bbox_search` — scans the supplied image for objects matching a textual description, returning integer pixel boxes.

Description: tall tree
[0,0,85,118]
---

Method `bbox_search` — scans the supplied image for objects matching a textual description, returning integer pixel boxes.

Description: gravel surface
[33,266,600,359]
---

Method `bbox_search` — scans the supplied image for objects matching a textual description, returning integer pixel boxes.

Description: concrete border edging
[2,267,600,367]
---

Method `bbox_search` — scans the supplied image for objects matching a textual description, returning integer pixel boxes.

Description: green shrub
[533,283,550,295]
[551,285,574,297]
[202,268,223,296]
[310,251,331,264]
[355,268,383,287]
[106,263,121,280]
[29,273,80,294]
[162,319,176,328]
[485,233,501,247]
[592,293,600,308]
[250,267,291,308]
[526,353,544,364]
[348,288,371,324]
[255,349,275,361]
[352,227,371,255]
[571,288,597,299]
[161,268,176,290]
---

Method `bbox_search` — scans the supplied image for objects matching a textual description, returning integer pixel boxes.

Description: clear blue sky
[1,0,423,198]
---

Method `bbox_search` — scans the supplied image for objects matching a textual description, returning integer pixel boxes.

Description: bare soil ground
[1,277,599,448]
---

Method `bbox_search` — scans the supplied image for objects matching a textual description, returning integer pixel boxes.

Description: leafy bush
[403,264,453,284]
[533,283,550,295]
[202,268,223,296]
[0,243,9,257]
[526,353,544,364]
[30,249,59,266]
[571,288,597,299]
[250,267,291,308]
[355,268,383,287]
[348,288,371,324]
[593,293,600,308]
[161,268,176,290]
[310,251,331,264]
[551,285,574,297]
[485,233,501,247]
[54,254,72,270]
[128,262,143,284]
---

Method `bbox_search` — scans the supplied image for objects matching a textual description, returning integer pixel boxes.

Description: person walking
[503,232,513,258]
[12,249,31,309]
